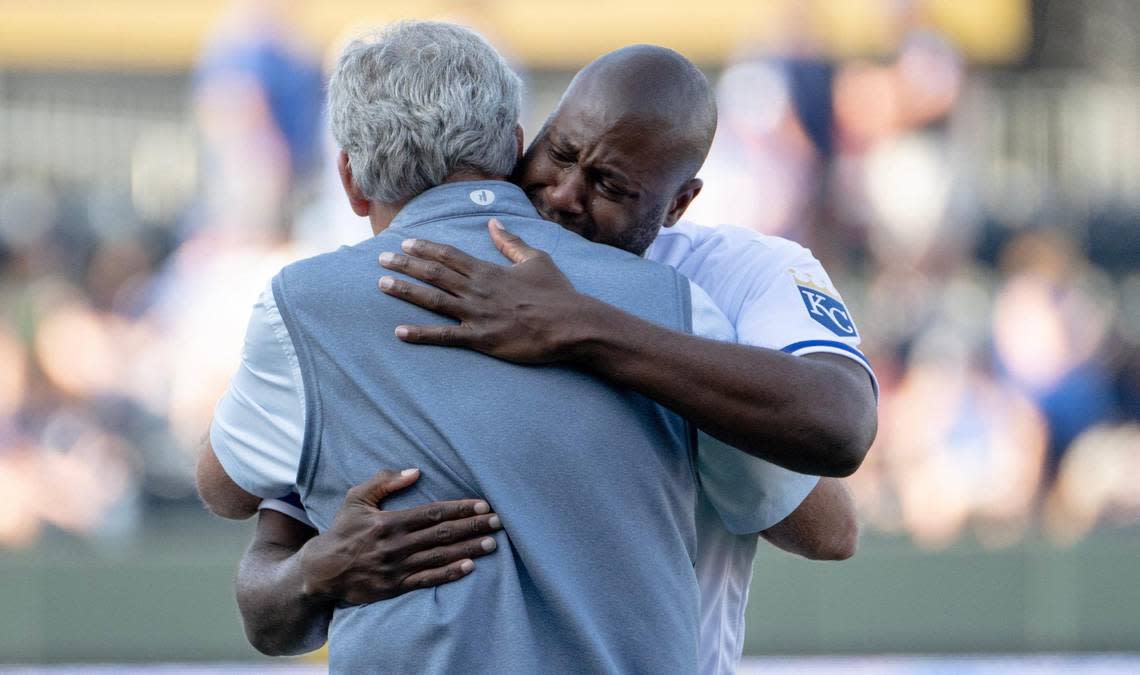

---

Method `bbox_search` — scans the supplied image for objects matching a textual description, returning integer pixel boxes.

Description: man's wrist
[297,536,339,602]
[561,294,622,363]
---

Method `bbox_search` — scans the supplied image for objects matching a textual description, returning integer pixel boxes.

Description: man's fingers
[379,277,467,318]
[379,252,471,294]
[392,499,492,532]
[397,558,475,592]
[393,323,477,348]
[488,218,545,264]
[394,513,502,556]
[400,238,486,276]
[346,468,420,507]
[400,536,498,573]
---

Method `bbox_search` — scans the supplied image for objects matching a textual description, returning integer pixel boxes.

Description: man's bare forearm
[572,300,877,476]
[378,232,877,476]
[761,478,858,560]
[235,471,502,656]
[236,512,333,656]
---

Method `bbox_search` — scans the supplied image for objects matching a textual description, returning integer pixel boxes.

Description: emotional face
[513,98,696,256]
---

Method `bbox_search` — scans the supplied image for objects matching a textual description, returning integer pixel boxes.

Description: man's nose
[545,168,586,215]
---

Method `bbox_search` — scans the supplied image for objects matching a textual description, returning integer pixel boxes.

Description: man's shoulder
[546,223,681,275]
[276,235,390,285]
[647,220,816,283]
[650,221,812,269]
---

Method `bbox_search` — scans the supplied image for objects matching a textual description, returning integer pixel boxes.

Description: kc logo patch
[790,269,858,337]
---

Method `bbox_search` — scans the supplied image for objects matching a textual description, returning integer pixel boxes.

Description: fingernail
[481,537,496,552]
[473,502,490,514]
[460,560,474,573]
[490,219,503,230]
[402,239,417,252]
[400,468,418,477]
[488,515,501,529]
[395,326,409,339]
[379,276,394,290]
[379,252,394,265]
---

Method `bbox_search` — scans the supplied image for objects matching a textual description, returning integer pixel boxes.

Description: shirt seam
[652,226,701,254]
[261,285,307,423]
[272,272,325,499]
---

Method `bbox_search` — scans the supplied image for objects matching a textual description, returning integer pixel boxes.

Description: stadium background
[1,0,1138,670]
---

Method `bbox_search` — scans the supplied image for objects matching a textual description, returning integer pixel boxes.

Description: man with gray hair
[327,22,522,206]
[197,20,726,673]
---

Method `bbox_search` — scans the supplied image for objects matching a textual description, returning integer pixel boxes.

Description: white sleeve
[696,433,819,535]
[735,245,878,396]
[209,281,306,499]
[259,493,316,529]
[687,279,820,535]
[688,280,736,342]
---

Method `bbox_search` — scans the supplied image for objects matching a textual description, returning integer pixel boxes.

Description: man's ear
[663,178,703,228]
[514,124,525,161]
[338,150,372,217]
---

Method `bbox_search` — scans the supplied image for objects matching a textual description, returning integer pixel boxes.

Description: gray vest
[274,181,698,674]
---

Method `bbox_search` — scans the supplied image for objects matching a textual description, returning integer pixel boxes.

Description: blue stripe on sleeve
[780,339,873,372]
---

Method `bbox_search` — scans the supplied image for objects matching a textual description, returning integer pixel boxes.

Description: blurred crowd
[1,5,1138,551]
[690,29,1140,549]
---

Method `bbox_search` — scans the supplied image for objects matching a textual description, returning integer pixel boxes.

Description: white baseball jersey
[645,220,875,675]
[246,220,875,675]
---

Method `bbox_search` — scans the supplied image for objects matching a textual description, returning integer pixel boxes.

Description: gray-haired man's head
[328,21,523,209]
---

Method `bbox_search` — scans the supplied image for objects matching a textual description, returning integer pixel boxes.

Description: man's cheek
[591,203,628,238]
[516,160,548,189]
[534,157,563,181]
[588,209,624,244]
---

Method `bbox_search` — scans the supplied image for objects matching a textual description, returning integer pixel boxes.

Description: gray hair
[328,21,523,204]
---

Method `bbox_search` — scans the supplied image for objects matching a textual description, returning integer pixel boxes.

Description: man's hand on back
[299,468,502,604]
[377,218,608,364]
[377,219,876,476]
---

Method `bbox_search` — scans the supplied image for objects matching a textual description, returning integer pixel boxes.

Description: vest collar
[386,180,541,233]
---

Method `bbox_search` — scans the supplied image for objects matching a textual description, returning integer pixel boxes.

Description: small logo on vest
[469,189,495,206]
[790,269,858,337]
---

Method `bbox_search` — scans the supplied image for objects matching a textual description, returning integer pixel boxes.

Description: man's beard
[612,202,666,256]
[533,199,665,257]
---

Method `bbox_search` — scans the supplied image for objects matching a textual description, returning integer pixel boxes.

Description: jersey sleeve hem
[781,339,879,399]
[717,474,820,534]
[259,496,316,528]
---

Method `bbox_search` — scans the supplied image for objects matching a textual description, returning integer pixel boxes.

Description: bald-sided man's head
[515,45,717,254]
[563,45,717,181]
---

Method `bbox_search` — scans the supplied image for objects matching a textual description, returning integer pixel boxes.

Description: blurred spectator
[695,15,1137,550]
[153,0,326,475]
[991,230,1118,480]
[1045,423,1140,544]
[869,345,1048,549]
[191,0,324,243]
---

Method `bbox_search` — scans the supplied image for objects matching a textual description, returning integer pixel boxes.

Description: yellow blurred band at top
[0,0,1028,71]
